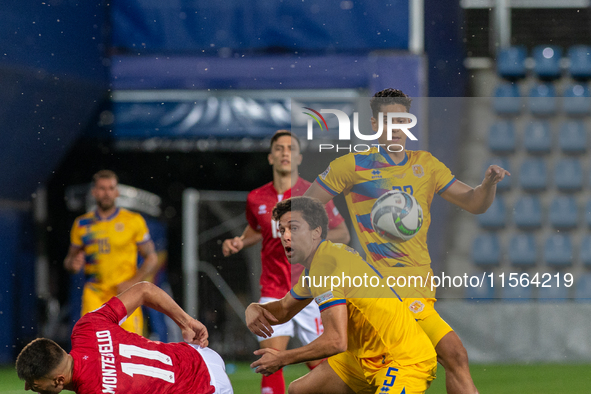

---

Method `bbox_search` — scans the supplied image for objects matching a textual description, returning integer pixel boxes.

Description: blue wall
[112,0,409,52]
[0,0,108,201]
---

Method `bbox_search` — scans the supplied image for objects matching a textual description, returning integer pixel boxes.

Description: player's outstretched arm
[63,245,85,273]
[303,181,334,204]
[440,165,511,214]
[251,304,348,376]
[118,281,208,347]
[222,224,263,256]
[117,240,159,293]
[246,292,312,337]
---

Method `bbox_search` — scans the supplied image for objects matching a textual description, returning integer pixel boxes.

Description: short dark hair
[370,88,412,118]
[272,196,328,239]
[270,130,301,152]
[92,169,119,186]
[16,338,65,383]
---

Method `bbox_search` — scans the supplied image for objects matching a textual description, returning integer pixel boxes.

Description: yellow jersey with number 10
[70,208,151,293]
[315,148,455,269]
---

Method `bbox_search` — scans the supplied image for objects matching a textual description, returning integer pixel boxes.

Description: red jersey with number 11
[70,297,214,394]
[245,177,345,299]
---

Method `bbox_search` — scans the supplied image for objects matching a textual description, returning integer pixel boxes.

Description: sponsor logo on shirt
[371,169,382,179]
[258,205,267,215]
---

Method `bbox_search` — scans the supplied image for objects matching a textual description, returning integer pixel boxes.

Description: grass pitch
[1,362,589,393]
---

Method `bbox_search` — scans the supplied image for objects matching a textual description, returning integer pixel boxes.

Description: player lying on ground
[246,196,437,394]
[222,130,350,394]
[305,88,510,394]
[16,281,233,394]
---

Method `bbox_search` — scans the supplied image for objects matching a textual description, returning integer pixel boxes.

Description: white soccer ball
[370,190,424,242]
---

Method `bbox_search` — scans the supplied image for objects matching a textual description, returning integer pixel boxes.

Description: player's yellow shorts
[328,351,437,394]
[403,298,453,347]
[81,284,144,335]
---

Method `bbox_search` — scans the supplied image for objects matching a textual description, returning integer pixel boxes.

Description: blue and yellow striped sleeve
[70,217,84,247]
[315,154,355,196]
[313,287,347,312]
[430,154,456,195]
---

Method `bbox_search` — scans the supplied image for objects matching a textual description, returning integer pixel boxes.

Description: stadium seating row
[465,271,591,301]
[471,232,591,267]
[482,158,589,193]
[489,120,588,155]
[493,82,591,115]
[479,195,591,229]
[497,45,591,81]
[465,273,591,302]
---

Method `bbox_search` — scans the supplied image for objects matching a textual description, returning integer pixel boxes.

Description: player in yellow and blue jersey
[305,89,510,394]
[246,197,437,394]
[64,170,158,335]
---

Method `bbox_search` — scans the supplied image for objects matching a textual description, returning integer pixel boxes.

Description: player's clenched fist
[482,165,511,187]
[222,236,244,256]
[182,318,209,348]
[65,249,85,273]
[245,303,278,338]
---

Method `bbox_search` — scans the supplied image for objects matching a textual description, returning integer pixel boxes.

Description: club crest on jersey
[115,223,124,232]
[320,166,331,180]
[412,164,424,178]
[258,205,267,215]
[409,300,425,313]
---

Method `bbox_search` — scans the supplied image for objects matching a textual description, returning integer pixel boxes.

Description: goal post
[182,189,257,325]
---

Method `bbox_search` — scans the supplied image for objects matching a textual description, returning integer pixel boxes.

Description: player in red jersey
[222,130,350,394]
[16,281,233,394]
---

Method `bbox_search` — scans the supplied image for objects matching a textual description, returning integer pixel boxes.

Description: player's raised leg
[288,361,355,394]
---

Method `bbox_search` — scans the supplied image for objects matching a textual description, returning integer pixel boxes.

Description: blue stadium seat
[483,157,511,192]
[544,234,574,267]
[519,158,547,192]
[585,200,591,228]
[579,235,591,267]
[568,45,591,80]
[529,83,558,116]
[563,84,591,116]
[513,196,542,229]
[488,121,516,154]
[493,83,521,115]
[508,233,537,266]
[477,196,506,229]
[465,272,495,301]
[538,278,570,302]
[523,120,552,154]
[554,158,583,192]
[533,45,563,80]
[497,46,527,80]
[559,120,587,154]
[548,196,579,229]
[574,273,591,302]
[501,282,533,302]
[472,233,501,266]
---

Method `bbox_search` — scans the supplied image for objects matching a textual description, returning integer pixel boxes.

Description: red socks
[261,369,285,394]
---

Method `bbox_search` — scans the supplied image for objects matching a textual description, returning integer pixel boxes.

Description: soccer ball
[370,190,423,242]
